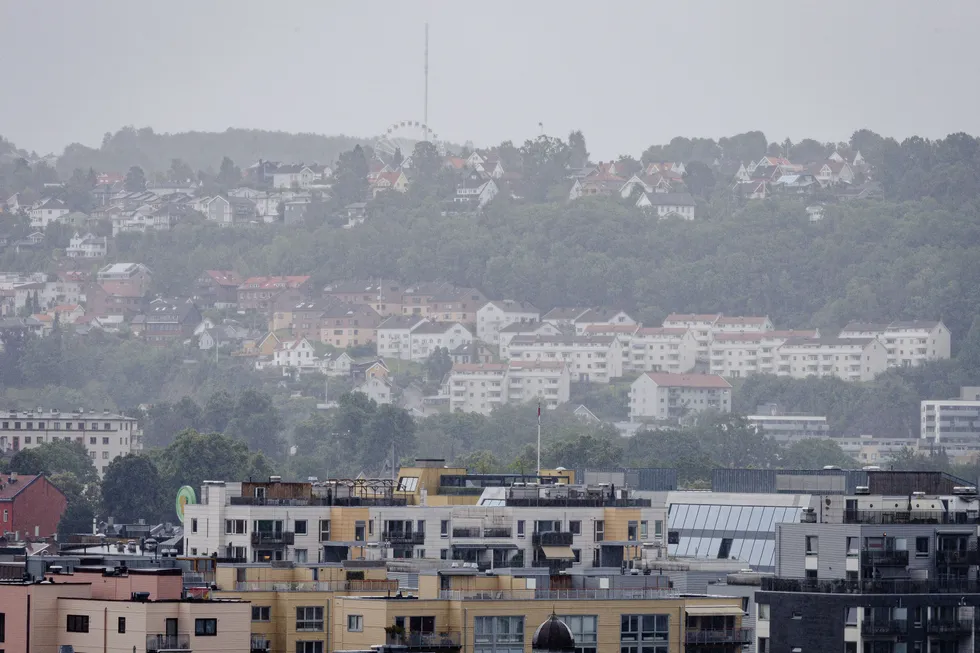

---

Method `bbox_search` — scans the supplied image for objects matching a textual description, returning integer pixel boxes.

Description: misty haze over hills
[2,1,980,157]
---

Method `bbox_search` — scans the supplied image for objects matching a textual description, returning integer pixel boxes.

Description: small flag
[537,401,541,418]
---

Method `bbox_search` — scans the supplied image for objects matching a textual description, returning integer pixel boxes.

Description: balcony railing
[439,588,675,601]
[532,531,574,546]
[250,531,295,546]
[685,628,754,645]
[251,634,271,652]
[383,531,425,544]
[233,579,399,592]
[925,619,973,635]
[935,549,980,565]
[452,527,482,538]
[861,549,909,566]
[482,527,513,538]
[146,634,191,652]
[763,576,980,595]
[861,619,907,636]
[386,632,462,649]
[844,510,980,525]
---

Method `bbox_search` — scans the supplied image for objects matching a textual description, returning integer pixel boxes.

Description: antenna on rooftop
[423,23,429,143]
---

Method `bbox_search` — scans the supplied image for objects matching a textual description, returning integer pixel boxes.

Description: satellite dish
[175,486,197,523]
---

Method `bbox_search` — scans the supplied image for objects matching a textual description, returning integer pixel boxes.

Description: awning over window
[540,545,575,559]
[685,606,745,616]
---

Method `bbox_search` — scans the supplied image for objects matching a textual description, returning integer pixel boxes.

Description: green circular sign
[175,485,197,523]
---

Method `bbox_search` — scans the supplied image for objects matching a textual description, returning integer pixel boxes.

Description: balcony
[861,619,907,636]
[482,527,513,538]
[452,527,482,538]
[762,576,980,594]
[383,531,425,544]
[685,628,754,645]
[251,634,271,652]
[926,619,973,635]
[845,510,980,525]
[250,531,295,546]
[146,634,191,652]
[935,549,980,565]
[861,549,909,566]
[532,531,574,546]
[386,632,462,650]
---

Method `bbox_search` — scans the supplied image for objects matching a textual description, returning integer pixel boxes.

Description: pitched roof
[541,307,591,321]
[886,320,943,331]
[840,322,888,333]
[0,473,56,501]
[582,323,638,334]
[484,299,539,313]
[716,316,770,327]
[640,192,696,207]
[378,315,427,330]
[642,373,731,389]
[635,327,689,337]
[782,336,874,347]
[239,275,310,289]
[452,363,508,373]
[412,321,469,335]
[664,313,722,323]
[203,270,243,287]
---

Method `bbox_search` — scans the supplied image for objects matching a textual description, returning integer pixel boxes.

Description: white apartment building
[629,373,732,422]
[745,414,830,443]
[839,320,951,368]
[506,360,571,409]
[66,232,108,258]
[661,314,721,361]
[714,316,774,332]
[708,330,817,378]
[448,363,509,414]
[507,334,622,383]
[628,327,698,374]
[409,322,473,361]
[498,321,562,360]
[272,337,316,369]
[581,324,637,375]
[376,316,427,360]
[448,361,571,415]
[182,476,666,567]
[0,410,142,476]
[921,387,980,458]
[476,300,540,345]
[572,309,636,335]
[776,337,888,382]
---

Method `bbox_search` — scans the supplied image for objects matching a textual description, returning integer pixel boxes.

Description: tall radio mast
[423,23,429,142]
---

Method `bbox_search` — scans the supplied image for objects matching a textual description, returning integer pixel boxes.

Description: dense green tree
[225,389,284,456]
[52,471,98,537]
[568,130,589,169]
[424,347,452,382]
[169,158,195,183]
[216,156,241,188]
[11,440,98,484]
[683,161,716,198]
[332,145,370,206]
[519,135,570,201]
[203,391,235,433]
[101,454,164,522]
[411,141,442,179]
[779,439,856,469]
[124,165,147,192]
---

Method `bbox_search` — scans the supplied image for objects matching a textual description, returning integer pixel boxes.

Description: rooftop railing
[233,579,399,592]
[146,634,191,652]
[438,588,676,601]
[763,576,980,595]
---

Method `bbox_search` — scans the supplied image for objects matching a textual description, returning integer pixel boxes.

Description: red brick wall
[4,476,68,538]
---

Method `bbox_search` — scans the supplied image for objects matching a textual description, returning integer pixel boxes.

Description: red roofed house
[237,275,312,312]
[0,472,68,539]
[371,170,409,197]
[86,263,153,321]
[196,269,243,308]
[629,372,732,422]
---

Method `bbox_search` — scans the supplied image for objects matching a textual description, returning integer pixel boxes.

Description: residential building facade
[629,373,732,422]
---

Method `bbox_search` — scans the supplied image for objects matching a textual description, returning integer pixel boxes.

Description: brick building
[0,472,67,538]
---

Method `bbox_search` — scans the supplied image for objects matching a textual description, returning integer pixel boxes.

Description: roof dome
[532,613,576,652]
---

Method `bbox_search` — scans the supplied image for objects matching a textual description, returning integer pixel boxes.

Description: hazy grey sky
[2,1,979,159]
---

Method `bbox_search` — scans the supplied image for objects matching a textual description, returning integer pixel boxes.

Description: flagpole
[536,401,541,477]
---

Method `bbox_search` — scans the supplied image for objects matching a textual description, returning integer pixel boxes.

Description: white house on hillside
[629,372,732,422]
[477,300,540,345]
[355,376,392,405]
[66,232,107,258]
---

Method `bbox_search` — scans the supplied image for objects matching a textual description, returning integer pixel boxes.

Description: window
[474,616,524,653]
[559,615,597,653]
[640,521,648,539]
[67,615,89,633]
[355,522,365,541]
[319,520,330,542]
[195,618,217,636]
[118,617,126,633]
[915,537,929,556]
[569,520,581,535]
[297,606,324,631]
[191,518,198,533]
[295,520,308,535]
[654,520,663,538]
[226,519,246,534]
[594,520,604,542]
[252,606,271,622]
[102,451,109,459]
[441,519,449,537]
[844,607,857,626]
[517,520,525,537]
[805,536,818,555]
[758,604,770,620]
[0,611,4,643]
[397,476,419,491]
[89,436,96,445]
[846,537,858,556]
[347,615,363,632]
[805,569,817,580]
[294,549,308,563]
[297,642,324,653]
[792,611,802,620]
[620,614,668,653]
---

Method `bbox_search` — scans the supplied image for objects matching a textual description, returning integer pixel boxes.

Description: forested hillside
[54,126,369,176]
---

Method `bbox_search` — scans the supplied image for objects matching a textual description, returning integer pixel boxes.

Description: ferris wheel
[374,120,445,159]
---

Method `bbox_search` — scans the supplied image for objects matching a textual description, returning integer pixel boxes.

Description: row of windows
[0,420,130,431]
[67,614,215,636]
